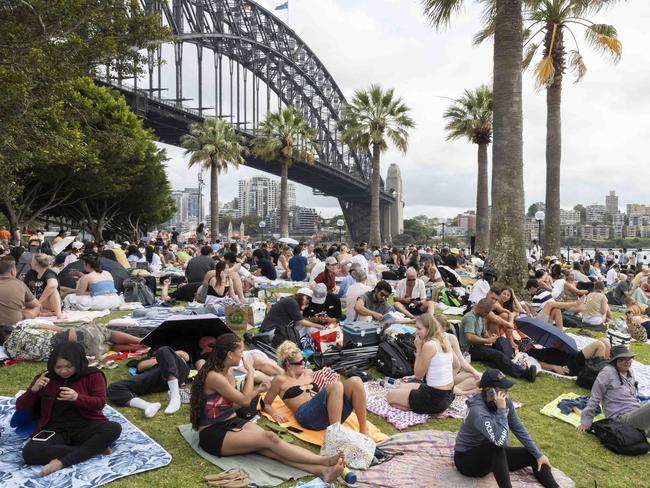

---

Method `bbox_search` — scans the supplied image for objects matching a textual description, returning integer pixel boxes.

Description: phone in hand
[32,430,56,442]
[485,388,496,402]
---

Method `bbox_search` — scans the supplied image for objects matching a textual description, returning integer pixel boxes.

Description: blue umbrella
[515,316,579,354]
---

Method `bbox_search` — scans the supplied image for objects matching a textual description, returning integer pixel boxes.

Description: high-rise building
[627,203,650,216]
[386,164,404,236]
[237,176,295,219]
[586,204,606,224]
[605,190,618,215]
[559,208,580,226]
[457,210,476,232]
[164,188,201,231]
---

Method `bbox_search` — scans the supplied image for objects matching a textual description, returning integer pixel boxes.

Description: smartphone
[485,388,496,402]
[32,430,56,442]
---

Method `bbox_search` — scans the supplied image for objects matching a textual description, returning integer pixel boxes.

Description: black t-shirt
[257,258,277,280]
[261,297,303,332]
[24,269,58,299]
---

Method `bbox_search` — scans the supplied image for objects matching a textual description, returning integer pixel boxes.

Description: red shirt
[315,271,336,293]
[16,372,108,434]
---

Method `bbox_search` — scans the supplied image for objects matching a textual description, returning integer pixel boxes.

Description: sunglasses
[289,359,305,366]
[378,292,390,299]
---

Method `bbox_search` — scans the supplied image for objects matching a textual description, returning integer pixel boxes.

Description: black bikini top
[282,382,320,400]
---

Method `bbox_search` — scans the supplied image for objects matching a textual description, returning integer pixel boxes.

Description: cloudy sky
[160,0,650,219]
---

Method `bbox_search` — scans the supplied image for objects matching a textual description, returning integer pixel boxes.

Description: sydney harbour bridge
[102,0,404,242]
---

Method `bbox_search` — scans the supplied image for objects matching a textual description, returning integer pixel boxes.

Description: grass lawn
[1,304,648,487]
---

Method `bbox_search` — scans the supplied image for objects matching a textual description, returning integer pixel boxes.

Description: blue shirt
[337,274,355,298]
[257,258,277,280]
[288,255,308,281]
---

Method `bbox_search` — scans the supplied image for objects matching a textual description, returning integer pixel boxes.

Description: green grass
[1,304,648,487]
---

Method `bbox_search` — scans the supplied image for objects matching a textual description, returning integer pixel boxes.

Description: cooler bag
[341,322,383,347]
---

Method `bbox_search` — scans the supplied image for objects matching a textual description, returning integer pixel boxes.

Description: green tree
[443,85,493,252]
[252,106,318,237]
[574,204,586,223]
[423,0,528,287]
[474,0,622,257]
[181,119,247,240]
[527,203,541,217]
[339,85,414,247]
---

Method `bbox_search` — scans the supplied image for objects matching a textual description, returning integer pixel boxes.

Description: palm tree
[338,85,414,247]
[475,0,622,257]
[181,118,246,240]
[443,85,493,252]
[423,0,528,286]
[252,106,317,237]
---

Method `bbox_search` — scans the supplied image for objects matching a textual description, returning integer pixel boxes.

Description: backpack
[440,288,461,307]
[395,333,416,364]
[576,358,610,389]
[122,276,155,306]
[272,321,301,348]
[591,418,650,455]
[376,337,413,378]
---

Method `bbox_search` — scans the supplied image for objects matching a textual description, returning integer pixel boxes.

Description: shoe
[523,365,537,382]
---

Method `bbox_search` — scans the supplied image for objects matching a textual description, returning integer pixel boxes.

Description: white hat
[311,283,327,305]
[123,241,130,246]
[71,241,83,250]
[105,240,116,249]
[297,287,313,298]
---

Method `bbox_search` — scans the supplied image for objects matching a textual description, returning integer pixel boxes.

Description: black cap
[479,369,515,389]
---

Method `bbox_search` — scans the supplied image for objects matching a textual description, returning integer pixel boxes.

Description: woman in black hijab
[16,342,121,477]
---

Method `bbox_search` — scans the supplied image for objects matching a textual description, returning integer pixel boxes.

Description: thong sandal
[205,469,245,482]
[206,474,250,488]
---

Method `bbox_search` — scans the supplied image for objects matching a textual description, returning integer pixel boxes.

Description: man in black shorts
[526,339,610,375]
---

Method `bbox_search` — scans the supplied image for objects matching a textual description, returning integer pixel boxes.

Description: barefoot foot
[322,458,345,482]
[40,459,63,477]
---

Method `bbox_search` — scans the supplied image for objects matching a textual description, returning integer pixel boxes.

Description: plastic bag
[320,423,375,470]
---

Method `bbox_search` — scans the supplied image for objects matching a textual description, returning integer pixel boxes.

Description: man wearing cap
[578,345,650,436]
[63,241,84,267]
[393,267,434,319]
[260,288,324,333]
[311,256,338,294]
[454,369,558,487]
[303,283,342,321]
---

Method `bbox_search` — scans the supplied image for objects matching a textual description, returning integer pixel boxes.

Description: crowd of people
[1,228,649,486]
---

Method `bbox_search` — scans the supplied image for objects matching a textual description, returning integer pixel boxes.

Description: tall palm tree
[475,0,622,257]
[423,0,528,286]
[252,106,317,237]
[338,85,414,247]
[443,85,493,251]
[181,118,246,240]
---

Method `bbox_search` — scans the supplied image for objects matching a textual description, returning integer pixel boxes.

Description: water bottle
[343,467,357,484]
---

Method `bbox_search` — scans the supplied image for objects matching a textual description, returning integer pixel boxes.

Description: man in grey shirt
[354,280,392,322]
[185,246,215,283]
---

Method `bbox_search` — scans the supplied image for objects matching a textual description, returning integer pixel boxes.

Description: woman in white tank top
[387,315,456,414]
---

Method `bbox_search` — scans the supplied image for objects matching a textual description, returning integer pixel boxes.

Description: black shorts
[198,417,248,457]
[408,384,455,414]
[527,348,586,376]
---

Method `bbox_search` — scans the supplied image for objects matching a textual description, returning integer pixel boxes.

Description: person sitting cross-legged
[460,299,537,382]
[392,267,435,319]
[525,278,582,330]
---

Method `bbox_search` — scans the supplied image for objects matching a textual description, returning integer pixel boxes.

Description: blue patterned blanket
[0,396,171,487]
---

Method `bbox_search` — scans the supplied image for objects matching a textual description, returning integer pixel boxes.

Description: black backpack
[376,337,413,378]
[272,322,301,348]
[591,418,649,455]
[395,334,416,365]
[122,276,155,305]
[577,358,610,389]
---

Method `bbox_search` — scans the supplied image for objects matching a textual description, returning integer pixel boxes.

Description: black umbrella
[515,316,578,354]
[142,314,233,361]
[58,257,129,291]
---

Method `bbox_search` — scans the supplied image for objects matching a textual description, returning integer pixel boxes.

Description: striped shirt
[531,288,553,311]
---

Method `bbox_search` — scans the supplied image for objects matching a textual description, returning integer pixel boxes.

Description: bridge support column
[339,200,393,245]
[381,205,392,244]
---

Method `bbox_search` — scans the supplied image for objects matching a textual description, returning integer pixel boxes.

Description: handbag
[320,422,376,470]
[311,324,343,352]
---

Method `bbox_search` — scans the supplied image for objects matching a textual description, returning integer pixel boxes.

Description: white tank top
[425,340,454,388]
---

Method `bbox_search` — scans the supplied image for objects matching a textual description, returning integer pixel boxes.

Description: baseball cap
[312,283,327,304]
[71,241,83,250]
[325,256,338,265]
[479,369,515,389]
[297,287,313,298]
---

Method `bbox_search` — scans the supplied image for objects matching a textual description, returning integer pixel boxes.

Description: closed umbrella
[514,316,578,354]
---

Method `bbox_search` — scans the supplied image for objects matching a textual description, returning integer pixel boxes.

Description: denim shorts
[294,388,353,431]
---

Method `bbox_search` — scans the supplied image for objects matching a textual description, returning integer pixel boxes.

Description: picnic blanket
[350,430,575,487]
[540,392,605,428]
[48,310,111,323]
[0,396,171,487]
[178,423,308,487]
[261,397,387,445]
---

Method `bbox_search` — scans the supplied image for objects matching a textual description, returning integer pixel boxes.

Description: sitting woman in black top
[207,261,239,302]
[24,252,63,319]
[17,342,121,476]
[190,334,344,481]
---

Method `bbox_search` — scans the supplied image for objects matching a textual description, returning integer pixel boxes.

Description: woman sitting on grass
[435,314,482,395]
[263,341,368,435]
[190,334,344,481]
[18,342,121,477]
[387,314,456,414]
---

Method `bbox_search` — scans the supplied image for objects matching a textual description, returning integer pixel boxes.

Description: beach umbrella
[514,316,578,354]
[142,314,233,355]
[278,237,299,245]
[51,236,76,256]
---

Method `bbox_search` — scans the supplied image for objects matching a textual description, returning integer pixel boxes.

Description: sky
[159,0,650,219]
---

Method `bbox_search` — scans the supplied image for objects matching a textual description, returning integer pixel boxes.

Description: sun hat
[71,241,83,250]
[479,369,515,389]
[105,240,116,249]
[609,345,635,363]
[297,287,313,298]
[312,283,327,304]
[325,256,337,265]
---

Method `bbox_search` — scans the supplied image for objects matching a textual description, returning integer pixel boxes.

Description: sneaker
[169,387,191,404]
[523,365,537,382]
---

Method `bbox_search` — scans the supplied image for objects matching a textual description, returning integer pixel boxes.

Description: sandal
[205,469,246,482]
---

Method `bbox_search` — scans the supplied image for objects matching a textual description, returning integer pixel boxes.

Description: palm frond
[522,42,541,70]
[586,23,622,62]
[442,85,492,144]
[421,0,465,28]
[568,49,587,82]
[534,55,555,89]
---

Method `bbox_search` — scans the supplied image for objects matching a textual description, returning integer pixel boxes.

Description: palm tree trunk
[475,142,490,252]
[489,0,527,288]
[210,160,219,241]
[544,28,564,258]
[369,142,381,247]
[280,161,289,237]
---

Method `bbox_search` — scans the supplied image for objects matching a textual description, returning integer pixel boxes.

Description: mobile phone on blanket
[32,430,56,442]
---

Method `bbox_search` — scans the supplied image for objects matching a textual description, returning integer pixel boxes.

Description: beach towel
[261,397,387,445]
[50,309,111,323]
[540,392,605,428]
[178,423,309,487]
[350,430,575,487]
[0,396,171,487]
